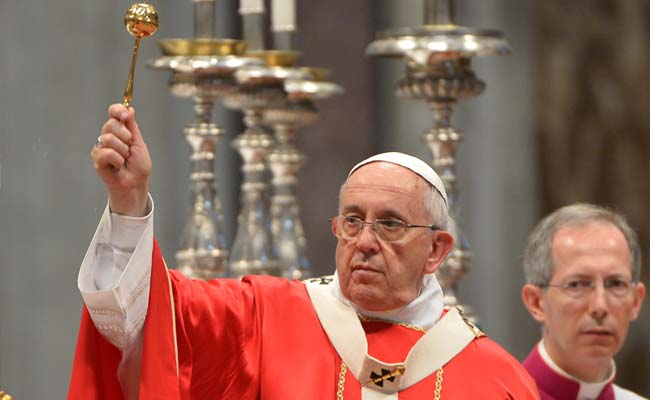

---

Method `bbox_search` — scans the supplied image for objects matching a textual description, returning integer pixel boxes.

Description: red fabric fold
[68,240,180,400]
[68,304,124,400]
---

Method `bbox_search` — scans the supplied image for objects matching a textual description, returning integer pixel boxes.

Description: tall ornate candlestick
[265,100,315,279]
[149,0,262,279]
[223,51,310,278]
[367,0,509,320]
[265,76,343,279]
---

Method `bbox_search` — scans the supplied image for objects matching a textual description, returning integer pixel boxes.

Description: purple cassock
[523,342,647,400]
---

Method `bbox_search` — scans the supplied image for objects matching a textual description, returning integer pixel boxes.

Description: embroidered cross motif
[367,366,405,387]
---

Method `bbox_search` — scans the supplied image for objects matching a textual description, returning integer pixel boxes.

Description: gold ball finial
[124,3,159,38]
[0,390,13,400]
[121,3,158,108]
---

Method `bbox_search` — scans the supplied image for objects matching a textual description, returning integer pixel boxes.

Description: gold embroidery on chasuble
[455,306,485,339]
[337,322,441,399]
[336,363,444,400]
[305,281,475,400]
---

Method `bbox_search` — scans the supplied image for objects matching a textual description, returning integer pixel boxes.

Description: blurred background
[1,0,648,397]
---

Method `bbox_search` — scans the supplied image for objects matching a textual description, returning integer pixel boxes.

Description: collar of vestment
[524,340,616,400]
[331,271,444,330]
[306,281,480,400]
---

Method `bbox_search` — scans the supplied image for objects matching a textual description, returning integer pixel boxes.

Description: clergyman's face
[534,222,645,368]
[334,162,452,311]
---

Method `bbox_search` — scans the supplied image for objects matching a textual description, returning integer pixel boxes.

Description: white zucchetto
[348,152,447,204]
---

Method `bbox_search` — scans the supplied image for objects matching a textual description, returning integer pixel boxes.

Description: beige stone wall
[537,1,650,393]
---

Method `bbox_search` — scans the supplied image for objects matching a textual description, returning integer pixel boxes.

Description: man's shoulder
[240,274,311,296]
[454,336,533,379]
[462,335,523,364]
[168,273,332,302]
[241,273,304,286]
[614,384,648,400]
[445,336,539,396]
[243,274,335,287]
[167,269,311,304]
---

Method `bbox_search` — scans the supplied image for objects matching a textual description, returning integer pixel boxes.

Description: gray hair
[523,203,642,286]
[338,181,451,230]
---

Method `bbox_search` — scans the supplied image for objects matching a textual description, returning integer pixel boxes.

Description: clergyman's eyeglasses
[329,215,439,242]
[539,278,637,299]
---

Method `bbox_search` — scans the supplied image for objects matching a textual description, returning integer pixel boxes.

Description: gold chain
[357,315,428,333]
[337,362,347,400]
[433,367,443,400]
[336,363,444,399]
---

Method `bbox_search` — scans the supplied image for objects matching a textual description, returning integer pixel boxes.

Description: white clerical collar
[538,340,616,400]
[331,270,444,330]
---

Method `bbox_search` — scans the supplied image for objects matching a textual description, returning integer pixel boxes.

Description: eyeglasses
[329,215,439,242]
[540,278,637,299]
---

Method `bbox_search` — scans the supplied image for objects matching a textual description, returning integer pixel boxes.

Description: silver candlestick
[265,100,316,280]
[367,0,510,321]
[223,51,311,277]
[149,0,263,279]
[264,75,343,279]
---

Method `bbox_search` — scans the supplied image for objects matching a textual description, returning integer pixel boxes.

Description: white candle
[239,0,264,14]
[271,0,296,32]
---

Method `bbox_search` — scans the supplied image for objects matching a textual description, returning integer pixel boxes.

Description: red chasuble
[69,240,539,399]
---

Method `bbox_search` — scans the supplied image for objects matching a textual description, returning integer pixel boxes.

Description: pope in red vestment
[69,241,539,399]
[77,111,540,400]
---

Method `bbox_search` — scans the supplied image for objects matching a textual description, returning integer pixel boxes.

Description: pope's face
[533,222,645,370]
[334,162,452,311]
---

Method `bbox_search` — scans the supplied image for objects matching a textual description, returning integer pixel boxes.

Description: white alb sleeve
[77,195,154,353]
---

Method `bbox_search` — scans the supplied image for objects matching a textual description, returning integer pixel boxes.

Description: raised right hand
[91,104,152,217]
